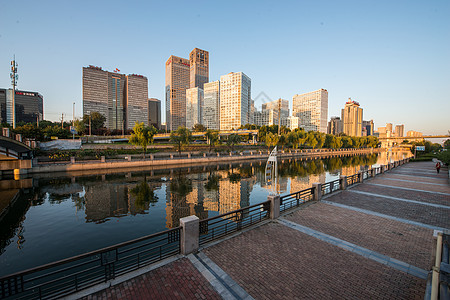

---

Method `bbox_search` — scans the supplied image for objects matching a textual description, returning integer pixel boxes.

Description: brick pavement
[283,202,433,270]
[381,173,449,185]
[81,258,220,300]
[366,177,450,194]
[203,222,425,300]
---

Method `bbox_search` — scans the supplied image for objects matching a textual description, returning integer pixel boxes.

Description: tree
[265,132,279,150]
[287,131,298,149]
[193,123,206,132]
[83,112,106,131]
[43,125,70,139]
[129,122,157,154]
[278,134,288,150]
[14,124,43,140]
[130,177,158,210]
[305,131,318,148]
[341,136,353,148]
[227,134,241,152]
[170,126,193,155]
[205,129,219,152]
[74,119,86,136]
[444,139,450,149]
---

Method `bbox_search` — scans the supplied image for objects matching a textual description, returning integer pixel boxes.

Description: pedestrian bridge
[0,135,33,174]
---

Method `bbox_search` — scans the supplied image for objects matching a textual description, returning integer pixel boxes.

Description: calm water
[0,150,408,276]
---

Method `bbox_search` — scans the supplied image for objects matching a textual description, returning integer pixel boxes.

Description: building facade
[280,116,299,130]
[186,87,204,129]
[292,89,328,133]
[253,109,278,127]
[262,99,289,118]
[327,116,343,135]
[126,74,148,129]
[148,98,161,129]
[189,48,209,89]
[0,88,43,124]
[219,72,251,131]
[362,120,374,136]
[341,99,363,137]
[395,124,404,137]
[203,81,220,130]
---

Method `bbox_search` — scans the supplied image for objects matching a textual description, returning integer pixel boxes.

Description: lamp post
[72,102,75,140]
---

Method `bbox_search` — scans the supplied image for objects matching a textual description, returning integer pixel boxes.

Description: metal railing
[279,188,314,212]
[199,201,270,246]
[321,179,341,196]
[346,174,359,186]
[0,228,181,300]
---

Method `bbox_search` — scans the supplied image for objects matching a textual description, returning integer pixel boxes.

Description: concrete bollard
[203,153,206,158]
[312,183,322,201]
[188,153,191,158]
[230,152,232,156]
[340,175,347,190]
[268,195,280,219]
[128,156,132,162]
[70,157,75,164]
[101,156,105,163]
[150,154,154,160]
[170,154,174,159]
[217,152,220,157]
[180,215,199,255]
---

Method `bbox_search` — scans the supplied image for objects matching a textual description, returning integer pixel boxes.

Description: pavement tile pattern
[366,177,450,194]
[81,258,220,300]
[203,222,425,300]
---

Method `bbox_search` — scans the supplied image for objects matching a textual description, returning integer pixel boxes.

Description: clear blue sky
[1,0,449,135]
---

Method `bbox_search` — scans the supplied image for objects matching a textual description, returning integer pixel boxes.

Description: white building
[219,72,251,131]
[281,116,299,131]
[203,81,220,130]
[262,99,289,118]
[254,109,278,127]
[186,87,203,129]
[292,89,328,133]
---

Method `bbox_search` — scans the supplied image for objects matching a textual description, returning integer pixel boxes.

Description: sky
[0,0,449,135]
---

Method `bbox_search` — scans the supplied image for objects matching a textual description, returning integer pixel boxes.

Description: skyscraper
[203,81,220,130]
[126,74,148,129]
[327,116,343,135]
[362,120,374,136]
[189,48,209,89]
[395,124,404,137]
[148,98,161,129]
[292,89,328,133]
[262,99,289,118]
[341,99,363,137]
[186,87,203,129]
[219,72,251,131]
[165,56,190,131]
[0,88,43,124]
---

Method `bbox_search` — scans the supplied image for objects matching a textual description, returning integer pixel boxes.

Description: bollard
[150,154,154,160]
[312,183,322,201]
[340,175,347,190]
[70,157,75,164]
[268,195,280,219]
[217,152,220,157]
[180,215,199,255]
[188,153,191,158]
[128,156,132,162]
[230,152,233,156]
[203,153,206,158]
[101,156,105,163]
[170,154,174,159]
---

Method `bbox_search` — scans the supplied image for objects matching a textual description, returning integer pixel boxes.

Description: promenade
[77,161,449,299]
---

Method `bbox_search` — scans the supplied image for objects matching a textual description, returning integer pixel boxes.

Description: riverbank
[28,148,381,175]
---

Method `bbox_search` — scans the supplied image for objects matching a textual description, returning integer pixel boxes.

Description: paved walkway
[83,161,449,299]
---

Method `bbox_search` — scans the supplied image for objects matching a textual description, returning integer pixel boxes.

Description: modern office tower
[280,116,299,130]
[203,81,220,130]
[362,120,374,136]
[292,89,328,133]
[386,123,393,133]
[219,72,251,131]
[148,98,161,129]
[83,65,127,130]
[189,48,209,89]
[126,74,148,129]
[327,116,343,135]
[0,88,43,124]
[186,87,204,129]
[395,124,404,137]
[254,109,279,127]
[165,56,190,131]
[341,98,363,137]
[249,99,255,125]
[262,99,289,118]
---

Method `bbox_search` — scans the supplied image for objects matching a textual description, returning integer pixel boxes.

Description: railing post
[170,154,174,159]
[268,195,280,219]
[217,152,220,157]
[381,165,385,173]
[150,154,154,160]
[70,157,75,164]
[203,153,206,158]
[101,156,105,163]
[340,175,347,190]
[180,215,199,255]
[187,153,191,158]
[358,171,364,183]
[312,183,322,201]
[370,169,376,177]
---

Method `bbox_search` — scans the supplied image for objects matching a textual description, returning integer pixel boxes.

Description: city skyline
[0,0,449,134]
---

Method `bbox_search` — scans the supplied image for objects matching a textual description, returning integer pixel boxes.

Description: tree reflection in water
[130,176,159,210]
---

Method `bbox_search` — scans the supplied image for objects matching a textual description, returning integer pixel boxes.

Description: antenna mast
[10,56,18,128]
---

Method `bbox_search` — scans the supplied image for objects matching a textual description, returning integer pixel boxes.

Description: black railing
[346,174,359,186]
[362,170,371,180]
[0,228,181,300]
[279,188,314,212]
[199,201,270,246]
[321,179,340,196]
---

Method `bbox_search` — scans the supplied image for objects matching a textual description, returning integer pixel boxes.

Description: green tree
[278,134,288,150]
[287,131,299,149]
[74,119,86,136]
[83,112,106,131]
[444,139,450,149]
[129,122,157,154]
[265,132,279,150]
[193,123,206,132]
[205,129,220,152]
[130,178,158,210]
[170,126,193,155]
[227,134,241,152]
[14,124,43,140]
[305,131,318,148]
[341,136,353,148]
[43,125,70,139]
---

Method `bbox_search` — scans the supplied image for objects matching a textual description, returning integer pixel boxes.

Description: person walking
[435,161,441,174]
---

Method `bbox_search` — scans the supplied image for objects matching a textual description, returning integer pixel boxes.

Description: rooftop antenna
[10,56,18,128]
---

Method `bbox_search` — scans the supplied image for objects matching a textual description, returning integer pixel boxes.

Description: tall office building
[341,99,363,137]
[83,65,127,130]
[189,48,209,89]
[362,120,374,136]
[262,99,289,117]
[186,87,203,129]
[0,88,43,124]
[292,89,328,133]
[126,74,148,129]
[395,124,404,137]
[219,72,251,131]
[386,123,393,133]
[203,81,220,130]
[165,56,190,131]
[280,116,299,130]
[148,98,161,129]
[327,116,343,135]
[254,109,278,127]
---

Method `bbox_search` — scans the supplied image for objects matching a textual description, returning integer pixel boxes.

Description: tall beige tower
[292,89,328,133]
[126,74,148,129]
[189,48,209,89]
[165,55,190,131]
[341,99,363,137]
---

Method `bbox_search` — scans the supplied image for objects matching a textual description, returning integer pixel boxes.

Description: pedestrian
[435,161,441,174]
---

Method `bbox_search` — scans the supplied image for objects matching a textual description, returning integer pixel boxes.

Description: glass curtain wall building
[292,89,328,133]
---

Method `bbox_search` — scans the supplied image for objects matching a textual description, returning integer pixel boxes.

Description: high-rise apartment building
[165,56,190,131]
[341,99,363,137]
[0,88,43,124]
[203,81,220,130]
[186,87,204,129]
[327,116,343,135]
[280,116,299,130]
[126,74,148,129]
[292,89,328,133]
[254,109,279,127]
[148,98,161,129]
[189,48,209,89]
[386,123,393,133]
[219,72,251,131]
[395,124,404,137]
[262,99,289,117]
[362,120,374,136]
